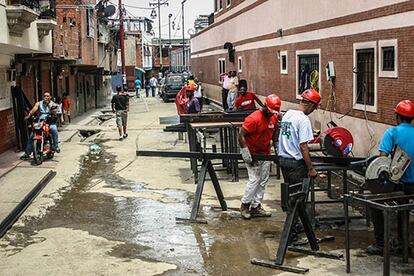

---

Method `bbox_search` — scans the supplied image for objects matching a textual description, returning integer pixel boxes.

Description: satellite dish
[104,5,116,18]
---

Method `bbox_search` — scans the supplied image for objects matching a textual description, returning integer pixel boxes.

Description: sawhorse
[251,178,342,273]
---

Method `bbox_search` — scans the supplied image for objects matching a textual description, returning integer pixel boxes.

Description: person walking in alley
[62,93,71,124]
[150,75,158,97]
[145,78,151,97]
[366,100,414,255]
[135,77,142,98]
[227,71,239,111]
[239,94,282,219]
[220,71,231,110]
[193,78,203,111]
[233,80,263,111]
[20,92,60,160]
[56,96,63,127]
[278,88,321,240]
[185,86,200,114]
[111,85,129,140]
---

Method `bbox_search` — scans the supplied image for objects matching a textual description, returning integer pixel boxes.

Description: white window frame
[353,41,378,113]
[379,39,398,79]
[280,50,288,75]
[226,0,231,8]
[238,56,242,73]
[218,58,226,83]
[295,49,321,100]
[218,0,223,11]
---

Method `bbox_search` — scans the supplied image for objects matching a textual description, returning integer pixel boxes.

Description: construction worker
[239,94,282,219]
[367,100,414,255]
[278,88,321,240]
[185,86,200,114]
[233,80,264,111]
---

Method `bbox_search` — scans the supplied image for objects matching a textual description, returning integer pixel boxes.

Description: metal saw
[365,146,411,193]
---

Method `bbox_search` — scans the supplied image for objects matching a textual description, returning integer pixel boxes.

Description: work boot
[366,244,383,255]
[240,203,251,220]
[250,204,272,218]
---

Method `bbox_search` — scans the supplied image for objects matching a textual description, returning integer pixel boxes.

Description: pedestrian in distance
[145,78,151,97]
[56,96,63,128]
[227,71,239,111]
[185,86,200,114]
[220,71,231,110]
[193,77,203,111]
[150,75,157,97]
[62,92,71,124]
[111,85,129,141]
[233,80,264,111]
[366,100,414,256]
[135,77,142,98]
[278,88,321,241]
[239,94,282,219]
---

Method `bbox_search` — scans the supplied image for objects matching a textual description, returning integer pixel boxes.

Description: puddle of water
[6,141,411,275]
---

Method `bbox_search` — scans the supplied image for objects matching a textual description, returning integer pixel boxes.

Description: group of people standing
[235,79,414,255]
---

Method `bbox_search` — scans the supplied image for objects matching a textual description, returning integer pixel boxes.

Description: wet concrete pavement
[1,96,414,275]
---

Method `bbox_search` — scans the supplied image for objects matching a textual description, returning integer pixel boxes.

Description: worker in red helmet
[239,94,281,219]
[278,88,320,240]
[185,85,200,114]
[367,99,414,255]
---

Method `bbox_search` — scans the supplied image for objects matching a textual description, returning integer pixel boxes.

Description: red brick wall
[53,0,81,59]
[191,26,414,126]
[0,109,16,154]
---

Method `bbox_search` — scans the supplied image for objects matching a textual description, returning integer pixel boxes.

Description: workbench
[344,191,414,276]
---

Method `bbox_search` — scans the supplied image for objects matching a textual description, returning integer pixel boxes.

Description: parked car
[160,73,187,102]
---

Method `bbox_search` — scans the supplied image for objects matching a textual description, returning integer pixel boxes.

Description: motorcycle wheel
[33,140,43,165]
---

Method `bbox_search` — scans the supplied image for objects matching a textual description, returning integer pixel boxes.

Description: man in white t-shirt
[278,88,321,240]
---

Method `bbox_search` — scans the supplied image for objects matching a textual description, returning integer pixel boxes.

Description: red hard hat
[394,100,414,118]
[265,94,282,114]
[185,85,196,92]
[324,127,353,157]
[301,88,321,105]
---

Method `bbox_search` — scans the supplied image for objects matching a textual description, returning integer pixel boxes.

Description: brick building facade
[191,0,414,156]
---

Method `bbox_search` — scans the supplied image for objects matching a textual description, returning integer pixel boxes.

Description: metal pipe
[118,0,126,86]
[158,0,162,70]
[168,13,172,70]
[181,0,186,71]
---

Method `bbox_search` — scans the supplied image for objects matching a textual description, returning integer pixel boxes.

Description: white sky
[121,0,214,39]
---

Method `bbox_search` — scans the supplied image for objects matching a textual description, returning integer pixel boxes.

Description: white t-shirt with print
[278,109,313,160]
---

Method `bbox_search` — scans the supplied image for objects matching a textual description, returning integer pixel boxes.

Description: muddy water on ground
[4,142,289,275]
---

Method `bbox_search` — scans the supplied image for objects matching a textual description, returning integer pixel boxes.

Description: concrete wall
[0,2,53,54]
[195,0,408,53]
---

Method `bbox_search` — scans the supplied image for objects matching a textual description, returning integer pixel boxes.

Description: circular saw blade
[365,156,391,180]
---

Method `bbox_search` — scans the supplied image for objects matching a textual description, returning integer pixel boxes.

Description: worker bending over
[239,94,282,219]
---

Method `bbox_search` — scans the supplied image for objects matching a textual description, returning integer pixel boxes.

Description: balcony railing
[7,0,55,18]
[7,0,40,12]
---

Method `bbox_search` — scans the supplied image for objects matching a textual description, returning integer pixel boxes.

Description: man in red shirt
[239,94,282,219]
[233,79,263,111]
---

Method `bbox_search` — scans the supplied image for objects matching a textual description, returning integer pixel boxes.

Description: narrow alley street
[0,96,412,275]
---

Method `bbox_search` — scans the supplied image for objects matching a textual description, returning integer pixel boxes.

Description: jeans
[241,161,271,208]
[25,124,59,154]
[145,86,150,97]
[222,88,229,110]
[151,86,156,97]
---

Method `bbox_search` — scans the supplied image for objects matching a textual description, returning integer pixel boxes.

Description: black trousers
[222,88,229,110]
[370,184,414,246]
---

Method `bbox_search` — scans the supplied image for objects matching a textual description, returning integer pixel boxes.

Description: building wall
[192,0,414,157]
[0,108,16,153]
[53,1,80,59]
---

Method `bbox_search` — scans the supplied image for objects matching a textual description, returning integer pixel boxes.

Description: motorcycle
[29,116,55,165]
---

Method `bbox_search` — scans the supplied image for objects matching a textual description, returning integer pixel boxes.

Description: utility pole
[168,13,172,71]
[181,0,186,72]
[118,0,126,87]
[150,0,169,72]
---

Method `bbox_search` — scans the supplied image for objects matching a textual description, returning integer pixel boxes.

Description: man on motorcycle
[20,92,60,160]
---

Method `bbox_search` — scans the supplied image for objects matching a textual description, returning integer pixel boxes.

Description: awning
[135,67,145,73]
